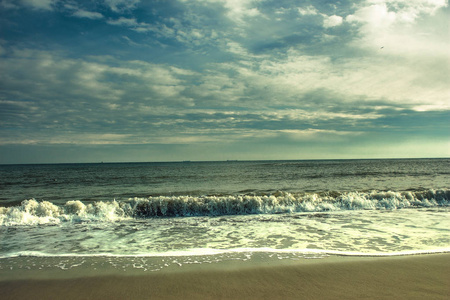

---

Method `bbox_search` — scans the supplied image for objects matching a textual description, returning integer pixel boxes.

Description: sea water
[0,159,449,275]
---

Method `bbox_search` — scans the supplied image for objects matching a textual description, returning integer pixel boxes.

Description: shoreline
[1,253,449,299]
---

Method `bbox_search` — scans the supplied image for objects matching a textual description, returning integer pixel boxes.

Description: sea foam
[0,189,448,226]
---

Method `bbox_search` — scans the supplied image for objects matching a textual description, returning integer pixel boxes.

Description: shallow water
[1,159,449,272]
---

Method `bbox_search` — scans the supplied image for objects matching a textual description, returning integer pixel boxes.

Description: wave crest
[1,189,448,225]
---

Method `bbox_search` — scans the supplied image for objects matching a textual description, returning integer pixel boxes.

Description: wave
[0,189,449,226]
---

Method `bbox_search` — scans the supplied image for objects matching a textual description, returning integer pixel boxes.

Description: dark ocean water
[0,158,448,204]
[0,159,449,272]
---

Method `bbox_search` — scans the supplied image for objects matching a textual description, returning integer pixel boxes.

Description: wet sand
[1,254,449,300]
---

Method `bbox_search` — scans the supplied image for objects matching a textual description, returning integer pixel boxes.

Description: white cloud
[271,109,381,122]
[21,0,56,10]
[186,0,262,23]
[220,0,261,24]
[107,17,139,27]
[0,48,196,109]
[189,70,247,103]
[346,0,448,42]
[0,133,134,145]
[367,0,447,15]
[192,46,450,111]
[107,17,158,33]
[104,0,140,12]
[226,41,249,56]
[344,0,449,84]
[297,5,318,16]
[346,3,397,31]
[323,15,343,28]
[347,0,448,33]
[276,129,362,139]
[3,37,448,115]
[72,10,104,19]
[1,0,448,160]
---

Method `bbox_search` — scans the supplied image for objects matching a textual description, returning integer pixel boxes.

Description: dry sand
[1,254,449,300]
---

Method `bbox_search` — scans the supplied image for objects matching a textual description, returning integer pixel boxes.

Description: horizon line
[1,157,448,166]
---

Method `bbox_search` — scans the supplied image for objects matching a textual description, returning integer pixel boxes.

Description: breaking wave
[1,189,449,226]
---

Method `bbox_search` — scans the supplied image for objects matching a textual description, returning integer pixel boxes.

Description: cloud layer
[0,0,449,163]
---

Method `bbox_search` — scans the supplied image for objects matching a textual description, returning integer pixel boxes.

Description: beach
[1,253,449,300]
[1,160,448,299]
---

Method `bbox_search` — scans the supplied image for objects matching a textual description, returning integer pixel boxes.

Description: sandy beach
[1,253,449,300]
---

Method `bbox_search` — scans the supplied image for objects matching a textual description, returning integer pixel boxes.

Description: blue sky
[0,0,449,163]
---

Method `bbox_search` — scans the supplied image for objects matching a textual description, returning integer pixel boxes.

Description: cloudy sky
[0,0,449,163]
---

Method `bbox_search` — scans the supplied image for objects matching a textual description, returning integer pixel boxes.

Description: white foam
[1,189,448,225]
[1,207,449,263]
[2,247,450,260]
[0,199,131,226]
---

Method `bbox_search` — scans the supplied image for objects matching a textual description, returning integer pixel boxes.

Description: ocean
[1,158,449,275]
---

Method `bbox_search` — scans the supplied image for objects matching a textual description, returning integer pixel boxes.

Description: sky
[0,0,449,163]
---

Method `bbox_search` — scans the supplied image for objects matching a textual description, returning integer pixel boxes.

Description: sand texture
[1,254,449,300]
